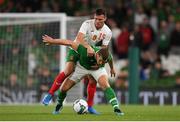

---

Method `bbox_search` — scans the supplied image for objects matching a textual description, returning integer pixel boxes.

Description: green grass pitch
[0,104,180,121]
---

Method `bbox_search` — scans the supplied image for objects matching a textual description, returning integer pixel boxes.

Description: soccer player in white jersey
[77,11,112,49]
[42,8,112,114]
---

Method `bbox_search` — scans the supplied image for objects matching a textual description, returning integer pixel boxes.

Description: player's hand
[87,47,95,56]
[42,35,54,45]
[110,68,116,77]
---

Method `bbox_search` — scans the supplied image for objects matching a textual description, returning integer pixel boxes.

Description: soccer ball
[73,99,88,114]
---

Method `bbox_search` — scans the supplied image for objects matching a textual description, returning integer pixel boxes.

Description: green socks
[104,87,119,110]
[57,90,67,105]
[57,87,119,110]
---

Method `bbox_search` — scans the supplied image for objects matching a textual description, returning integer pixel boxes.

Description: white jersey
[78,19,112,46]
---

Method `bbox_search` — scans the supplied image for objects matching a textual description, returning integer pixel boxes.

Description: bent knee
[101,85,110,91]
[60,87,67,93]
[98,80,110,90]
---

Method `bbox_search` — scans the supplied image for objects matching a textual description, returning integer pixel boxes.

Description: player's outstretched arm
[76,32,95,56]
[42,35,79,50]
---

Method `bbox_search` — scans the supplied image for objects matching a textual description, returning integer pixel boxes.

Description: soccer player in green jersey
[42,8,112,114]
[42,35,124,116]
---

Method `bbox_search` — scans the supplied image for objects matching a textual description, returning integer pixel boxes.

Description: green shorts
[66,48,79,63]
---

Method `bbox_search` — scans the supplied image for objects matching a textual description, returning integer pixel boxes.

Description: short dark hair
[95,8,106,17]
[98,48,109,61]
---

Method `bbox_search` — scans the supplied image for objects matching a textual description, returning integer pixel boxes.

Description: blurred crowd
[0,0,180,91]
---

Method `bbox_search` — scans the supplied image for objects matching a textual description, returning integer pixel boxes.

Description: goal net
[0,13,87,104]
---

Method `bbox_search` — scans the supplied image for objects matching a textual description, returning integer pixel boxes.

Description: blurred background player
[42,8,112,114]
[42,35,123,115]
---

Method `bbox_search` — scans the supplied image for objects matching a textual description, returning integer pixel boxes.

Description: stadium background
[0,0,180,106]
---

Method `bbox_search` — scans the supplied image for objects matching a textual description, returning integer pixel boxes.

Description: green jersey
[77,44,112,70]
[66,48,79,63]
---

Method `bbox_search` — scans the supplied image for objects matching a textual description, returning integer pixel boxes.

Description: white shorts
[69,62,108,83]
